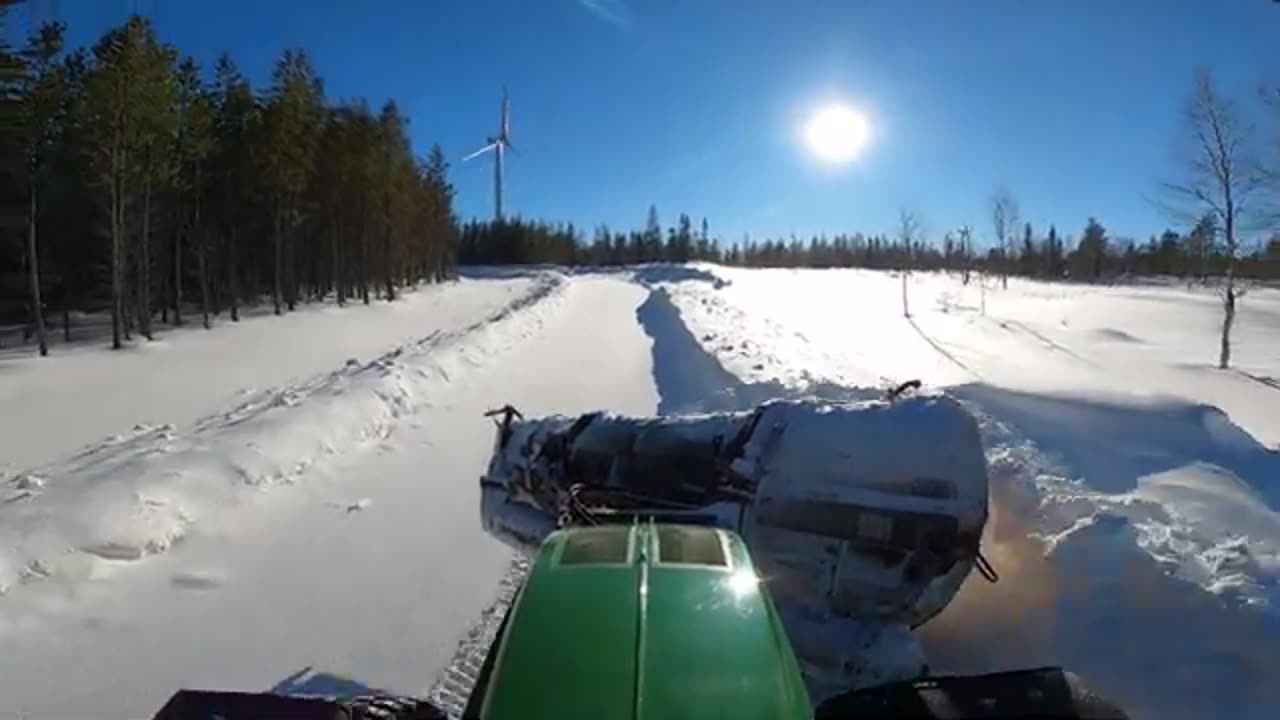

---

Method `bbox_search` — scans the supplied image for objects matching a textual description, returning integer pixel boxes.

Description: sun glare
[804,104,870,165]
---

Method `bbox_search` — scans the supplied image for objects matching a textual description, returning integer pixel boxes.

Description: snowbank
[953,385,1280,611]
[930,388,1280,720]
[0,273,567,597]
[0,278,548,472]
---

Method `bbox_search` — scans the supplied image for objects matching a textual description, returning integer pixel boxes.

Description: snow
[1,263,1278,719]
[0,277,542,471]
[654,265,1280,720]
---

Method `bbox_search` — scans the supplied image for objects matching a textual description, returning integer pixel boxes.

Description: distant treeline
[1,12,457,352]
[459,208,1280,281]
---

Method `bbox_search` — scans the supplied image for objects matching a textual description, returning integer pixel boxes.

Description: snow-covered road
[0,276,657,718]
[1,265,1277,720]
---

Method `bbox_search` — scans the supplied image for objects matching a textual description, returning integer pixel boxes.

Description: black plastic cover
[814,666,1129,719]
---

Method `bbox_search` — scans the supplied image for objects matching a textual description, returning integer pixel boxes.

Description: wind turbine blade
[462,143,497,161]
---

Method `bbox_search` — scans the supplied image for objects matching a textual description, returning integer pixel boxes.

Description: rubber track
[423,553,531,718]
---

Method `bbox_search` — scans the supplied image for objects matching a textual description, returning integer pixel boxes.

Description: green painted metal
[638,527,812,720]
[480,522,812,720]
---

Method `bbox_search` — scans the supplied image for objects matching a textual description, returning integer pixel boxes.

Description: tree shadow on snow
[462,262,729,287]
[629,263,729,288]
[457,264,562,280]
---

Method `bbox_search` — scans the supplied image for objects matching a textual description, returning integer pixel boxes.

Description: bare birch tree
[898,209,921,317]
[1164,69,1262,369]
[990,186,1019,290]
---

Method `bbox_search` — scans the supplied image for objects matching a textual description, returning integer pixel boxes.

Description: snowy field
[1,264,1277,719]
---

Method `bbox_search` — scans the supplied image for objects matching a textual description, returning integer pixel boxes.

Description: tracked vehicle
[153,391,1128,719]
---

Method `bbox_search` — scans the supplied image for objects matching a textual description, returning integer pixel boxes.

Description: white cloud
[577,0,633,28]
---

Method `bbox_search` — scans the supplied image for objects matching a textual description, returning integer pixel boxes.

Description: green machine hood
[477,522,813,720]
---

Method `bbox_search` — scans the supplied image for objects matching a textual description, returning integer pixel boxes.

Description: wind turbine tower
[464,89,514,221]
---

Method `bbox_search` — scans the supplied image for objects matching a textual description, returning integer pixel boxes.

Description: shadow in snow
[456,264,561,280]
[907,316,975,377]
[635,287,878,415]
[1093,327,1142,343]
[1235,370,1280,393]
[630,263,729,288]
[270,666,386,698]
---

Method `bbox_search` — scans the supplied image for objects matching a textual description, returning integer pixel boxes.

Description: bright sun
[804,104,870,164]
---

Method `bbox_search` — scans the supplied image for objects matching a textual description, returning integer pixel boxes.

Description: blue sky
[14,0,1280,247]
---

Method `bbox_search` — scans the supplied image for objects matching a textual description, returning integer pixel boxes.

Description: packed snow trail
[0,276,658,719]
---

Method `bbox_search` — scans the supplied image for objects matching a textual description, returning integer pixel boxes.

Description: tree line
[457,203,1279,280]
[1,11,458,355]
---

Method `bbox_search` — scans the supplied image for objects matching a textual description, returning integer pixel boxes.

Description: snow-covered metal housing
[479,393,991,694]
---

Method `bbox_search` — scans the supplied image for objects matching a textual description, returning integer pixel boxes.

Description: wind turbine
[464,89,514,222]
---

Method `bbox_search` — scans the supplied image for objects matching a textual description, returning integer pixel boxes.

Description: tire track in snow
[423,553,530,718]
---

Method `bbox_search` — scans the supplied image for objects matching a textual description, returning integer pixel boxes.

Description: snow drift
[0,273,566,597]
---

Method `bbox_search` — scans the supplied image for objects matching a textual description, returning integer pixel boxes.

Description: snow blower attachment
[479,393,993,695]
[148,392,1131,719]
[151,522,1130,720]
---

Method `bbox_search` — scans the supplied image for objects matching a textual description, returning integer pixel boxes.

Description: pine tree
[210,52,256,322]
[423,143,455,280]
[1185,214,1217,283]
[172,57,215,328]
[16,21,71,355]
[263,48,323,314]
[1076,218,1108,280]
[1045,225,1061,278]
[644,204,661,262]
[131,30,176,341]
[0,13,464,342]
[81,17,167,349]
[1020,221,1036,277]
[376,101,411,301]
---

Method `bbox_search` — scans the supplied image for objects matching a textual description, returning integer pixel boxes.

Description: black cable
[975,549,999,583]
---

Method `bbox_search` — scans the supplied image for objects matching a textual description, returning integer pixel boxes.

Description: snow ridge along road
[0,271,566,599]
[0,276,548,473]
